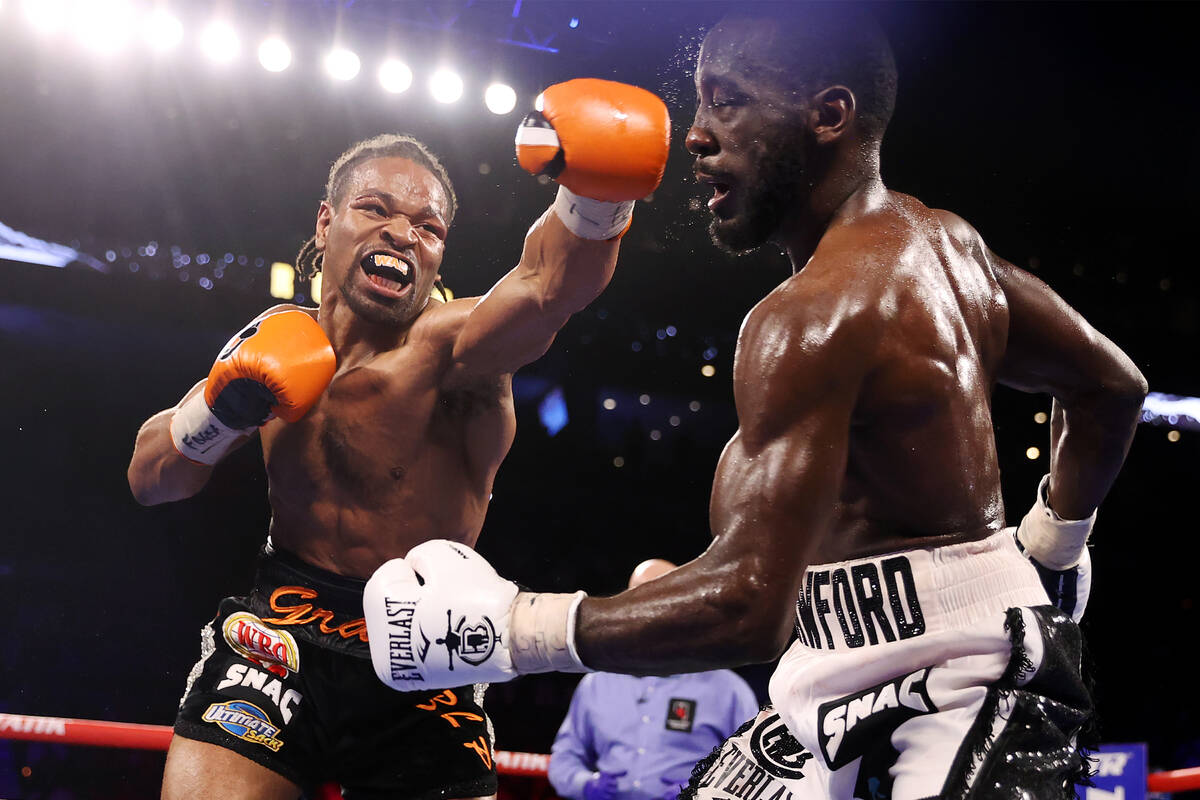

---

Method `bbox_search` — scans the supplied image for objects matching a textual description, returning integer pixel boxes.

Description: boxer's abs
[257,367,515,579]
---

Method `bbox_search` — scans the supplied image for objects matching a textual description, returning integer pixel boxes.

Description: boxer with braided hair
[130,78,670,799]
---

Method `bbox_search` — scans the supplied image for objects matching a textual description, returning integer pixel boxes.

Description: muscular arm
[990,251,1147,519]
[126,302,309,506]
[445,209,619,383]
[574,287,868,674]
[128,381,222,505]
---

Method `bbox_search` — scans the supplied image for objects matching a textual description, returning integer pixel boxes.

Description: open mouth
[708,181,731,211]
[360,252,414,297]
[696,172,735,214]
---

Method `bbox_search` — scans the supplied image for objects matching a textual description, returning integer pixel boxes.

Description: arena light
[199,20,239,64]
[378,59,412,93]
[484,82,517,115]
[270,262,295,300]
[429,69,464,103]
[1025,446,1041,460]
[1140,392,1200,431]
[310,272,322,304]
[142,8,183,52]
[22,0,69,33]
[258,37,292,72]
[75,0,134,53]
[325,47,360,81]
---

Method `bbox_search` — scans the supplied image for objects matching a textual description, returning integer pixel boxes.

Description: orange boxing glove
[170,309,336,465]
[516,78,670,239]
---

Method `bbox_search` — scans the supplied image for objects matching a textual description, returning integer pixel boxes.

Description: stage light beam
[325,47,360,81]
[429,69,464,103]
[143,8,183,52]
[200,20,239,64]
[484,83,517,114]
[76,0,134,53]
[258,37,291,72]
[378,59,413,93]
[23,0,69,33]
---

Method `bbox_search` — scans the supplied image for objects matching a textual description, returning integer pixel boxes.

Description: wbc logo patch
[666,698,696,732]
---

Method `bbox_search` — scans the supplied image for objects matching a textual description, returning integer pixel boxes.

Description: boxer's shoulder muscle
[734,260,883,434]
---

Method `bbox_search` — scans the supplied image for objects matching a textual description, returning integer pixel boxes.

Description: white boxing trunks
[682,530,1094,800]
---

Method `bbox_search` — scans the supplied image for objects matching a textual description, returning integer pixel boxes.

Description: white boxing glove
[363,540,590,692]
[1011,474,1097,622]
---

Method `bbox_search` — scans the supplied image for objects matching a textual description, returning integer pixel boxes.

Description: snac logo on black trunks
[262,585,370,642]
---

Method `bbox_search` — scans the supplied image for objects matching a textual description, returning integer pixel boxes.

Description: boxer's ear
[810,86,855,146]
[315,201,333,250]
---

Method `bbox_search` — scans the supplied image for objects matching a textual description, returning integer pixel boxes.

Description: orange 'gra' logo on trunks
[263,586,370,643]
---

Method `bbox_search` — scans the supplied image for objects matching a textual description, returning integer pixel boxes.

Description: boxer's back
[798,192,1011,562]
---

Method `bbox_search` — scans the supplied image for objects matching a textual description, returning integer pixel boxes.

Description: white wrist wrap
[552,185,634,240]
[509,591,590,674]
[1015,474,1097,570]
[169,392,244,466]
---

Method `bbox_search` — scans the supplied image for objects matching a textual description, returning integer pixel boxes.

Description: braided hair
[296,134,457,303]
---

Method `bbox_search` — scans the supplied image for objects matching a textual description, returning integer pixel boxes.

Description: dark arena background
[1,1,1197,797]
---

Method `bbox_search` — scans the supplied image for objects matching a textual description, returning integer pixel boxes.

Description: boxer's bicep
[700,302,864,652]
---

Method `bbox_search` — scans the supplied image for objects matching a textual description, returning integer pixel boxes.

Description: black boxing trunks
[681,530,1094,800]
[174,543,498,799]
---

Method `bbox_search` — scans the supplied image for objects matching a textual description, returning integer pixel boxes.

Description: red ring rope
[4,713,1197,790]
[0,713,549,777]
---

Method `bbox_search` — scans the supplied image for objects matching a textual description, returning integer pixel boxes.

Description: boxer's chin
[709,208,775,255]
[340,282,422,326]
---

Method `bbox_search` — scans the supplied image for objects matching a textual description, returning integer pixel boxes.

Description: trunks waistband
[793,529,1048,653]
[248,545,370,655]
[254,545,368,616]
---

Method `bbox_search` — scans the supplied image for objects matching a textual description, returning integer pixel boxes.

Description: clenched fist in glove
[170,308,336,465]
[516,78,670,240]
[364,540,590,691]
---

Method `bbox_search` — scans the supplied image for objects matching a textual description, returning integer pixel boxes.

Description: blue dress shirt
[549,671,759,800]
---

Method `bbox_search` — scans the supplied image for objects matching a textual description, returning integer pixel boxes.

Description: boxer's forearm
[128,410,216,505]
[1047,382,1145,519]
[574,559,793,675]
[520,206,622,316]
[127,382,226,505]
[450,209,620,374]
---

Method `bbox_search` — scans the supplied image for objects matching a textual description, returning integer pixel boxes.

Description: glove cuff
[510,591,590,674]
[1015,474,1096,570]
[553,185,634,240]
[169,391,246,466]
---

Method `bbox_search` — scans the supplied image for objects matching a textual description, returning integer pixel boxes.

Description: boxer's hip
[242,541,372,660]
[757,530,1091,798]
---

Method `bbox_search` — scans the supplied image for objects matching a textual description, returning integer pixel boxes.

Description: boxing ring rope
[0,712,550,797]
[3,712,1199,793]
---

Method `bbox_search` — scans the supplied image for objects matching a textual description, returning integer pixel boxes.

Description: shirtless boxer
[127,79,669,800]
[363,8,1147,799]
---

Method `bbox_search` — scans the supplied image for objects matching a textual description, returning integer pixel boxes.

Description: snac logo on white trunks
[794,555,925,650]
[222,612,301,677]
